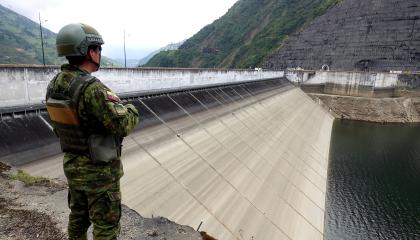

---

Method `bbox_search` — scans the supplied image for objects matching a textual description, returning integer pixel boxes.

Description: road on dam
[4,79,334,240]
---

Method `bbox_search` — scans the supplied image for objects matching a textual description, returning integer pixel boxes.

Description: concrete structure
[0,66,283,108]
[286,70,399,87]
[285,69,420,97]
[20,83,334,240]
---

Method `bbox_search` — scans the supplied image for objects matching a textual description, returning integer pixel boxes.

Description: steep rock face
[263,0,420,71]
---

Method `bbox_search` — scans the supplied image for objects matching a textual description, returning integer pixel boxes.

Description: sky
[0,0,238,59]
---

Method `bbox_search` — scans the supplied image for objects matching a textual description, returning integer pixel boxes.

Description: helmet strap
[87,49,101,71]
[90,58,100,71]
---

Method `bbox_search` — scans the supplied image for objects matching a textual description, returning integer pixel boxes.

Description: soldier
[45,23,139,239]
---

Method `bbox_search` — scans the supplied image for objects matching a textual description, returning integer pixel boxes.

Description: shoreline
[308,93,420,123]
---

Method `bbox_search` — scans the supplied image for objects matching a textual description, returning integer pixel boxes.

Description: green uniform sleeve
[83,81,139,137]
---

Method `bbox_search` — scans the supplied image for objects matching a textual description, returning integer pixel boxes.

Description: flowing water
[325,120,420,239]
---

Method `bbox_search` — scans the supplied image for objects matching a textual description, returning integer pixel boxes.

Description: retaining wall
[286,70,420,97]
[0,66,284,108]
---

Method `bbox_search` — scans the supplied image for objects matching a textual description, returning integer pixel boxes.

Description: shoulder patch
[106,91,121,103]
[114,104,127,116]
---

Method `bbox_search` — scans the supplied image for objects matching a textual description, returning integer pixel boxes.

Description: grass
[10,170,44,185]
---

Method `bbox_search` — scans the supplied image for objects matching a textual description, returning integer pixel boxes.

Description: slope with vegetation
[0,4,118,66]
[144,0,340,69]
[137,41,184,67]
[0,4,59,65]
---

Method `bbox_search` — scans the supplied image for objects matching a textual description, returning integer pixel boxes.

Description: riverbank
[0,161,204,240]
[308,93,420,123]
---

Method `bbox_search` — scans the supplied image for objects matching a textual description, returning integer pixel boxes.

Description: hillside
[144,0,340,69]
[0,4,118,66]
[0,4,59,65]
[137,41,184,67]
[263,0,420,71]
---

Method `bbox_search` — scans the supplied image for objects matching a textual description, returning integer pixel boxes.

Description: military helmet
[56,23,104,57]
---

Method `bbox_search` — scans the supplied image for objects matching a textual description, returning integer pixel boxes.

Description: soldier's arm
[83,81,139,137]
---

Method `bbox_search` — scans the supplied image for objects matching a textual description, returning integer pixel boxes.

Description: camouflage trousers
[67,181,121,240]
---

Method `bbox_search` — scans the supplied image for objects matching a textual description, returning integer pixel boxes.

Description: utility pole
[39,12,46,66]
[123,29,127,68]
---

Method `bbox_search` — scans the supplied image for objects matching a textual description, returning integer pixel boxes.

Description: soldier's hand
[125,104,139,116]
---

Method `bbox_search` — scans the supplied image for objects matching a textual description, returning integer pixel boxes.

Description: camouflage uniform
[47,64,139,240]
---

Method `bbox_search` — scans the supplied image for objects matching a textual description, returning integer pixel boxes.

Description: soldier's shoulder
[84,78,108,94]
[83,78,117,103]
[54,71,78,88]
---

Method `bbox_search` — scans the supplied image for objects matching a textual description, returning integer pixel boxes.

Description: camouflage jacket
[48,64,139,188]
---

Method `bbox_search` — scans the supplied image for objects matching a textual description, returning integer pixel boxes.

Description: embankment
[286,70,420,122]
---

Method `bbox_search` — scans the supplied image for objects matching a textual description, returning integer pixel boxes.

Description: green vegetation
[0,5,62,65]
[145,0,340,69]
[11,170,44,185]
[0,4,118,66]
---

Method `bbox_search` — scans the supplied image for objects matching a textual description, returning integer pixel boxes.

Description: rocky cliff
[263,0,420,71]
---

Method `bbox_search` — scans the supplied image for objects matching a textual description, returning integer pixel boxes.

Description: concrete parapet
[286,69,420,97]
[0,66,283,108]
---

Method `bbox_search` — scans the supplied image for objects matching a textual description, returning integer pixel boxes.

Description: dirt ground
[0,161,204,240]
[308,93,420,123]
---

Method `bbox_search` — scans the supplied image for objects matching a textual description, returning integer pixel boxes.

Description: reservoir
[325,120,420,239]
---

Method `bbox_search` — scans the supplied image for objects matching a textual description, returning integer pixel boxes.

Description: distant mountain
[0,4,118,66]
[113,58,141,68]
[137,41,185,67]
[144,0,340,69]
[100,56,121,67]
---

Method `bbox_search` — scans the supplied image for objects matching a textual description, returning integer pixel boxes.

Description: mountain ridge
[262,0,420,71]
[144,0,340,69]
[0,4,58,65]
[0,4,118,66]
[137,41,185,67]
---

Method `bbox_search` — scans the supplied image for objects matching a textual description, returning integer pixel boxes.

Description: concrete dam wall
[0,68,333,239]
[286,69,420,97]
[0,66,283,109]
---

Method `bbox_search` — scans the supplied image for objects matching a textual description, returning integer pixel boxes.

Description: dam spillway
[0,67,333,240]
[118,84,332,240]
[2,67,419,239]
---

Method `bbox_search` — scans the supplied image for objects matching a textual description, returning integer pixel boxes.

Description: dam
[0,66,418,239]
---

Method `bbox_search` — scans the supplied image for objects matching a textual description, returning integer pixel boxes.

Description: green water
[326,120,420,239]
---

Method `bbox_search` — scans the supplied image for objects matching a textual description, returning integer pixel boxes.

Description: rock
[263,0,420,71]
[308,93,420,122]
[146,229,159,237]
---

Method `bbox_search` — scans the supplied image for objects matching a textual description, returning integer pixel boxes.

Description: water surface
[326,120,420,239]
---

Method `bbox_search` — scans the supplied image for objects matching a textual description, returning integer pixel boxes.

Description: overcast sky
[0,0,237,59]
